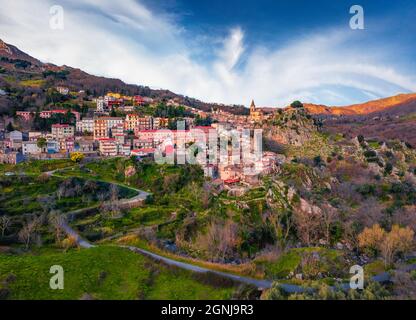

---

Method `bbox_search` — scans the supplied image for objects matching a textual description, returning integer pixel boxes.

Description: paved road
[49,167,150,203]
[125,246,275,290]
[53,166,407,295]
[63,217,404,294]
[61,222,95,249]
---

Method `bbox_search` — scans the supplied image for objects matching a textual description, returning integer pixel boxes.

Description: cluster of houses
[1,93,283,187]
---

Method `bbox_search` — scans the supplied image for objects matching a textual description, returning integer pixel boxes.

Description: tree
[264,281,390,300]
[196,220,241,262]
[290,101,304,109]
[265,187,292,244]
[48,211,66,245]
[18,218,40,249]
[101,184,121,219]
[70,152,85,163]
[293,201,323,246]
[384,163,393,176]
[354,198,383,228]
[380,225,414,267]
[358,224,386,255]
[110,184,119,202]
[321,204,338,245]
[6,122,14,132]
[37,137,47,151]
[61,235,79,251]
[0,215,11,238]
[358,224,414,266]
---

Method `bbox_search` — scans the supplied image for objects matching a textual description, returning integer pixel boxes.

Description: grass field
[254,247,346,280]
[19,79,46,88]
[0,246,235,300]
[0,159,75,175]
[0,174,137,216]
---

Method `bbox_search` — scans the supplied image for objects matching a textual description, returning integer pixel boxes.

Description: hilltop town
[1,85,285,190]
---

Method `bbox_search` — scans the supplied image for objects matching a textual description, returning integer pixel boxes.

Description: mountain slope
[305,93,416,116]
[0,39,248,115]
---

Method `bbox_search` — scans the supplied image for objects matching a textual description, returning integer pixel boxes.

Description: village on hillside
[0,88,285,191]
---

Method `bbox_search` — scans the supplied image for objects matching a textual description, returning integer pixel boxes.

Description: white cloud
[0,0,415,107]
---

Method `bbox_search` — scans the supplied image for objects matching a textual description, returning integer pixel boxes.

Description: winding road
[61,218,398,294]
[52,166,404,295]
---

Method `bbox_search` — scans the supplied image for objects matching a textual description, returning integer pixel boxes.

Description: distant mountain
[305,94,416,146]
[0,39,248,115]
[0,39,42,66]
[304,93,416,117]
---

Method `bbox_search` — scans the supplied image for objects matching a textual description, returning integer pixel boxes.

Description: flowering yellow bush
[70,152,85,163]
[358,224,414,266]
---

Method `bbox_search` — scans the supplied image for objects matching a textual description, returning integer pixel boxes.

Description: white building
[9,130,23,141]
[105,117,124,130]
[28,132,42,141]
[22,141,41,155]
[56,86,69,95]
[118,144,131,156]
[96,97,105,112]
[76,118,94,133]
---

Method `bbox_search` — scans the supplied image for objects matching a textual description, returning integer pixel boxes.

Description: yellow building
[106,92,122,99]
[249,100,263,122]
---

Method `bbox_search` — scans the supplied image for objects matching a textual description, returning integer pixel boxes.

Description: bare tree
[293,201,323,246]
[197,220,241,262]
[57,184,65,200]
[321,204,339,245]
[0,215,11,238]
[97,192,107,203]
[354,198,384,228]
[109,184,119,202]
[18,217,40,250]
[392,206,416,233]
[391,271,416,299]
[48,211,66,244]
[38,195,56,214]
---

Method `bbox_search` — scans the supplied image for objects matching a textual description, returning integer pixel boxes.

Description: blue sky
[0,0,415,107]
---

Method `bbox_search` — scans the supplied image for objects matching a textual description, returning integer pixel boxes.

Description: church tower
[249,99,263,122]
[250,100,256,113]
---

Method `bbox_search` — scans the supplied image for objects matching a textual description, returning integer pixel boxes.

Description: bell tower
[250,100,256,113]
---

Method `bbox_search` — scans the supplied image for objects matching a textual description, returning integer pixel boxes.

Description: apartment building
[76,118,94,133]
[94,118,108,140]
[22,141,41,155]
[98,138,118,156]
[51,124,75,140]
[125,114,153,131]
[153,117,169,129]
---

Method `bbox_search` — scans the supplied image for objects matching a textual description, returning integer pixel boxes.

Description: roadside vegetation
[0,246,236,300]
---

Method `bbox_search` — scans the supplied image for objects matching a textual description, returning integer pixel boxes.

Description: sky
[0,0,416,107]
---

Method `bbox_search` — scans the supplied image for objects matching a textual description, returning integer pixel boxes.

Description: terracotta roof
[132,148,155,153]
[224,178,240,184]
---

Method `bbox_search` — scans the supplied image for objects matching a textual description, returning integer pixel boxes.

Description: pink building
[17,110,80,121]
[16,111,32,121]
[98,138,118,156]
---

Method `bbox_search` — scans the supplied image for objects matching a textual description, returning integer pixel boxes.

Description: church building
[249,100,263,122]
